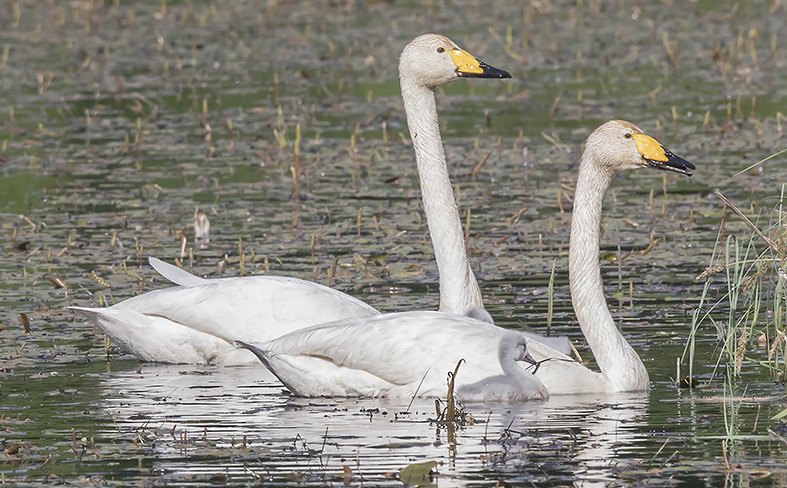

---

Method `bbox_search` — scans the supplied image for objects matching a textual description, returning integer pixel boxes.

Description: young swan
[456,331,548,402]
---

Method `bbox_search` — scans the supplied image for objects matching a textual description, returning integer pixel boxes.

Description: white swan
[455,331,548,402]
[69,34,513,364]
[152,34,509,321]
[235,120,695,396]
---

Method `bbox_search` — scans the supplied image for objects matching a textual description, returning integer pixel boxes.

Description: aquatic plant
[685,172,787,458]
[687,183,787,384]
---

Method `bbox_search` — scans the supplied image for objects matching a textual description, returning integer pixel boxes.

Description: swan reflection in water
[96,363,647,487]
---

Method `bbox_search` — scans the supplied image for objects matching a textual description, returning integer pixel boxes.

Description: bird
[68,34,514,364]
[455,331,549,402]
[233,120,695,397]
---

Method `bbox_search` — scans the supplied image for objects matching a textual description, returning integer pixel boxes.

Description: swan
[69,34,513,364]
[152,34,509,321]
[234,120,695,396]
[455,331,548,402]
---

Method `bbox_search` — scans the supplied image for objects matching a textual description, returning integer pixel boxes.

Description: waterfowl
[455,331,548,402]
[235,120,695,396]
[69,34,513,364]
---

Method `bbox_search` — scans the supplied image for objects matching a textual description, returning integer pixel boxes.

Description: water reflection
[96,363,648,486]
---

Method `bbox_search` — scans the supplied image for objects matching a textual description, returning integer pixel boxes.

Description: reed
[688,182,787,389]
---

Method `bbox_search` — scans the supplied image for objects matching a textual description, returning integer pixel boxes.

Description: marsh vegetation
[1,0,786,485]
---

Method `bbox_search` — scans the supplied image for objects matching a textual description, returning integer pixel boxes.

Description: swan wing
[248,311,526,397]
[109,276,378,344]
[148,257,208,287]
[70,275,379,364]
[68,306,257,364]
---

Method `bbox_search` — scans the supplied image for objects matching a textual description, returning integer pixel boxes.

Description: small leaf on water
[20,313,30,333]
[207,473,228,484]
[399,460,437,486]
[49,273,67,289]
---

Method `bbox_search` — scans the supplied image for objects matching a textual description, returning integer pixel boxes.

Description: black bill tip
[646,148,696,177]
[460,60,511,79]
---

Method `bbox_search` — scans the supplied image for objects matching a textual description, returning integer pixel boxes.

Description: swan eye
[437,47,445,53]
[624,133,633,139]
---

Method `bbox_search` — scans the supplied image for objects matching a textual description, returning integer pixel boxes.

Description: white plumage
[456,331,548,403]
[67,33,517,364]
[236,119,694,397]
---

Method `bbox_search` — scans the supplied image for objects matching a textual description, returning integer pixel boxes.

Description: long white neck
[498,337,541,389]
[400,81,484,316]
[569,153,649,392]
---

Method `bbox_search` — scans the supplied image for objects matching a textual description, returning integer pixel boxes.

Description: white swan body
[456,331,549,402]
[152,34,509,322]
[238,312,550,399]
[69,274,379,364]
[241,120,695,396]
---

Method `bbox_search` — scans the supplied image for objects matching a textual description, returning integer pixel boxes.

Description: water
[2,0,787,486]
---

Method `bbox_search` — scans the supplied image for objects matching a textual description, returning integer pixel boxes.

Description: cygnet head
[500,331,537,366]
[399,34,511,89]
[584,120,695,177]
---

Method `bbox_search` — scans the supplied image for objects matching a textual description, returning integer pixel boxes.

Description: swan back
[238,312,548,398]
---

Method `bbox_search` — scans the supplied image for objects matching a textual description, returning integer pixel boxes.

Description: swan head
[500,331,538,365]
[399,34,511,89]
[586,120,695,177]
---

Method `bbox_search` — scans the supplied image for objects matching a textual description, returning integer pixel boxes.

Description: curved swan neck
[399,80,484,315]
[569,150,649,391]
[498,339,527,378]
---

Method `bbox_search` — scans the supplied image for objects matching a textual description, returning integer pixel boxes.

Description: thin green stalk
[546,258,556,336]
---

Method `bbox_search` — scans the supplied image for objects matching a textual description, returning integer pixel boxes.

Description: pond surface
[1,0,787,486]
